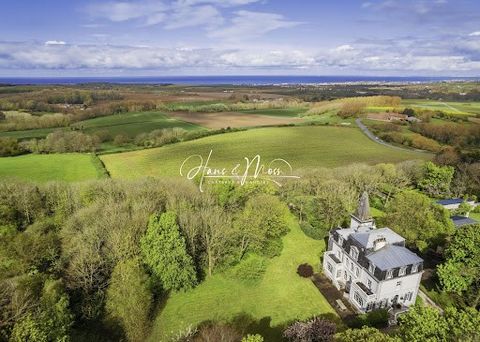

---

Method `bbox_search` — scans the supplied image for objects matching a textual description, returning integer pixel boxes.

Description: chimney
[373,236,387,251]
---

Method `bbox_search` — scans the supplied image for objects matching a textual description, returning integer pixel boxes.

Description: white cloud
[86,0,166,24]
[469,31,480,37]
[44,40,66,46]
[85,0,260,29]
[209,10,301,40]
[332,45,355,53]
[2,38,480,75]
[176,0,260,7]
[165,5,223,29]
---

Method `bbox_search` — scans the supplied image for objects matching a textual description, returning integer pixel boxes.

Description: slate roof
[351,227,404,249]
[366,245,423,270]
[437,198,464,205]
[451,215,478,227]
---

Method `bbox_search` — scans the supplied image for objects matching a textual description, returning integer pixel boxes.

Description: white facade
[322,212,423,313]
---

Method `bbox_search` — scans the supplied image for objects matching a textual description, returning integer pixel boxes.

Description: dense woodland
[1,159,480,341]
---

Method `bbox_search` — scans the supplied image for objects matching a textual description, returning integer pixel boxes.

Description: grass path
[149,216,336,341]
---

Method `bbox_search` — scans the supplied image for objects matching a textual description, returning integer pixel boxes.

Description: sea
[0,75,478,86]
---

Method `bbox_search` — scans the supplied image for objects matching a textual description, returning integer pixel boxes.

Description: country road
[355,118,431,154]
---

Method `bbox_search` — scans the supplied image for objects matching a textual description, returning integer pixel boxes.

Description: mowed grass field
[0,153,100,182]
[101,126,430,179]
[149,216,337,342]
[73,111,204,137]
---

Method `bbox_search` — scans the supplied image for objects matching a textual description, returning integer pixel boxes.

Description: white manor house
[322,192,423,313]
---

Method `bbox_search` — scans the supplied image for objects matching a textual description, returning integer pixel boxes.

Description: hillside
[101,125,431,179]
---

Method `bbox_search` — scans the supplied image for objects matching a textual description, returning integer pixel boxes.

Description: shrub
[262,239,284,258]
[0,137,23,156]
[113,134,130,146]
[22,131,100,153]
[232,254,268,283]
[348,309,388,329]
[299,221,324,240]
[242,334,264,342]
[297,263,314,278]
[284,317,336,342]
[193,323,241,342]
[92,129,112,142]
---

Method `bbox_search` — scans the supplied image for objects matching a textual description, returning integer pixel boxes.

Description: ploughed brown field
[167,111,304,129]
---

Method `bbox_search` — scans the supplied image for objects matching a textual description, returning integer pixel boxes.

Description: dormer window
[399,266,407,276]
[411,264,419,273]
[368,262,375,274]
[350,246,359,261]
[338,236,344,246]
[386,269,394,279]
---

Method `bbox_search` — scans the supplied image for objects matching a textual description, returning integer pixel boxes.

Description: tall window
[350,246,359,261]
[386,269,393,279]
[367,279,372,289]
[399,266,407,276]
[338,236,344,246]
[368,262,375,274]
[411,264,419,273]
[354,292,364,307]
[327,263,333,274]
[405,292,413,301]
[355,267,359,277]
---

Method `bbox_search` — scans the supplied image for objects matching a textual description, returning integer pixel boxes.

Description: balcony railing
[328,253,342,264]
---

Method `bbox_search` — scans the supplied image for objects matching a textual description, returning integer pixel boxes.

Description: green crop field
[0,127,59,140]
[73,111,204,137]
[402,100,480,116]
[149,216,337,342]
[101,126,431,179]
[0,153,101,182]
[238,107,308,117]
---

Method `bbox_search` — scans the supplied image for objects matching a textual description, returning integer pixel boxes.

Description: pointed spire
[356,191,371,221]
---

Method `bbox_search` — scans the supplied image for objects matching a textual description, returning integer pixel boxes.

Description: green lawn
[101,126,430,179]
[370,207,385,218]
[470,212,480,222]
[149,216,336,342]
[0,153,100,182]
[73,111,204,138]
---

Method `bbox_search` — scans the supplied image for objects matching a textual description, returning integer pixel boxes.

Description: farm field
[238,107,308,117]
[101,126,431,179]
[401,99,480,116]
[0,153,100,182]
[149,216,337,342]
[167,111,304,129]
[0,127,58,139]
[72,111,204,138]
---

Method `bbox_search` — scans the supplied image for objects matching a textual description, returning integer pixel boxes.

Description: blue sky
[1,0,480,76]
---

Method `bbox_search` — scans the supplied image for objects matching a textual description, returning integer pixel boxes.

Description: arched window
[350,246,359,261]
